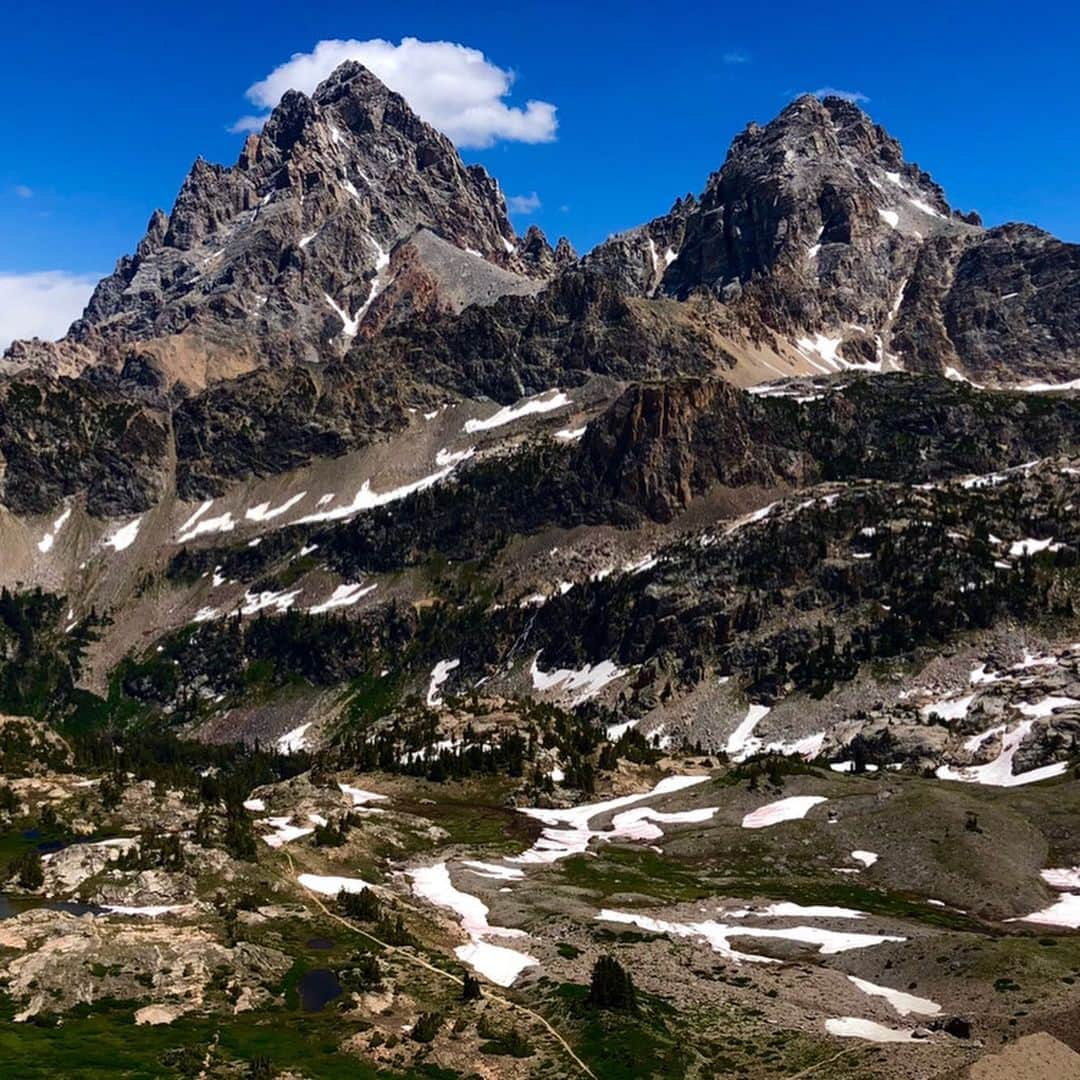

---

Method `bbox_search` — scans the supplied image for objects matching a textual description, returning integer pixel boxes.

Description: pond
[0,895,102,920]
[298,968,343,1012]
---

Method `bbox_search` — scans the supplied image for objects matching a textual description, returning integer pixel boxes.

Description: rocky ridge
[1,75,1078,530]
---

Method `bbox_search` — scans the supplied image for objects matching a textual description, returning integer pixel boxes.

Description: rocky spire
[41,61,550,385]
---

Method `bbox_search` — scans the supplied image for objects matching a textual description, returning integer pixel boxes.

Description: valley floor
[5,744,1080,1079]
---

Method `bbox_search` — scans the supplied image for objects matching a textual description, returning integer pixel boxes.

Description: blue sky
[1,0,1077,344]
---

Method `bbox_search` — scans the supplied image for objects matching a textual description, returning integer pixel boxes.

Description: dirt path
[279,850,596,1079]
[783,1046,859,1079]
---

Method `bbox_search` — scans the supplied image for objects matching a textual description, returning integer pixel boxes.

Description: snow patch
[338,782,388,809]
[907,196,945,220]
[724,705,823,762]
[277,722,313,754]
[308,582,377,614]
[742,796,827,829]
[530,652,627,704]
[554,426,587,442]
[920,694,975,722]
[512,775,709,865]
[725,705,771,760]
[105,517,142,552]
[598,909,904,965]
[37,507,72,554]
[727,901,866,920]
[408,863,536,986]
[848,975,940,1017]
[239,588,301,616]
[298,873,371,896]
[1016,377,1080,393]
[936,700,1078,787]
[463,390,571,434]
[427,658,461,707]
[1009,537,1060,557]
[607,805,719,842]
[796,334,844,372]
[461,861,525,882]
[293,453,472,526]
[826,1017,922,1042]
[1042,867,1080,890]
[178,510,236,544]
[259,816,314,848]
[1010,893,1080,929]
[246,492,307,524]
[99,905,186,918]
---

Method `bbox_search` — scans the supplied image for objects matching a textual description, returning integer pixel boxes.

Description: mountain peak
[311,58,379,98]
[10,56,545,385]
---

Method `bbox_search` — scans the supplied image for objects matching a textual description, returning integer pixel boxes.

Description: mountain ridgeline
[7,59,1080,1080]
[1,66,1077,525]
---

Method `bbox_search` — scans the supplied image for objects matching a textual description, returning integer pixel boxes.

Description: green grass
[395,787,535,854]
[0,998,456,1079]
[548,984,691,1079]
[558,848,714,903]
[708,875,983,931]
[554,842,985,934]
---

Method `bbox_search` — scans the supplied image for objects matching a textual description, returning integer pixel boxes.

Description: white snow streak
[847,975,940,1017]
[427,658,461,706]
[245,492,308,523]
[37,507,71,554]
[277,722,313,754]
[463,390,571,433]
[825,1017,922,1043]
[307,582,377,614]
[530,652,627,704]
[597,909,904,965]
[741,796,827,829]
[105,517,142,552]
[408,863,536,986]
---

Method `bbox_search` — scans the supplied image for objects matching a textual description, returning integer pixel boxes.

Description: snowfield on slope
[407,863,537,986]
[463,389,571,433]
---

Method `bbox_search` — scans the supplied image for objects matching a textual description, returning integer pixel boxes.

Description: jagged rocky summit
[0,66,1078,526]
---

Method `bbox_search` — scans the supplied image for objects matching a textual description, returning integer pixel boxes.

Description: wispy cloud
[0,270,98,351]
[723,51,751,65]
[228,116,266,135]
[808,86,870,104]
[506,192,541,215]
[13,185,33,199]
[235,37,558,149]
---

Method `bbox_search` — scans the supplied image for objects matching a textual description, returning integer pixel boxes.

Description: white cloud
[723,51,751,65]
[228,115,267,135]
[507,192,541,215]
[14,185,33,199]
[237,37,558,149]
[0,271,98,351]
[808,87,870,104]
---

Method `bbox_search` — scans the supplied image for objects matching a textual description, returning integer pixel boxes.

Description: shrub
[411,1011,443,1043]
